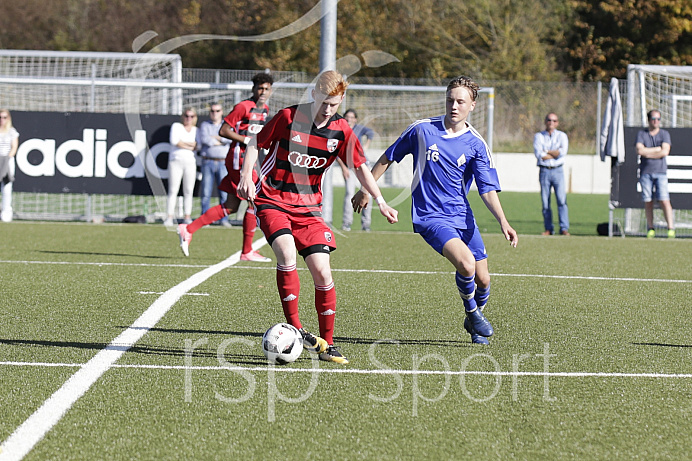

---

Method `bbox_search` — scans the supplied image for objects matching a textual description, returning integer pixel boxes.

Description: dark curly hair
[252,72,274,88]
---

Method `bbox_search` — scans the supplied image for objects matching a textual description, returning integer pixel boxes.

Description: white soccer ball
[261,323,303,365]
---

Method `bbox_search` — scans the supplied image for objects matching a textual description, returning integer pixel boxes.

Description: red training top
[223,98,269,171]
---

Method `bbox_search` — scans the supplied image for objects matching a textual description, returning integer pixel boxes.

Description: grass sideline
[1,215,690,459]
[330,188,609,236]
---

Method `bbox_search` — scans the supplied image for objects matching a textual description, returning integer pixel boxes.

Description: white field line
[0,260,209,269]
[0,238,266,461]
[137,291,209,296]
[1,360,691,379]
[0,259,690,284]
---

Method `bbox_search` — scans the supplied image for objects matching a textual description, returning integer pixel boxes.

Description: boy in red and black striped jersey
[176,73,273,260]
[238,70,398,364]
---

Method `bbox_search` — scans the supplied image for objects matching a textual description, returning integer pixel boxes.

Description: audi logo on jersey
[247,124,263,134]
[287,151,329,169]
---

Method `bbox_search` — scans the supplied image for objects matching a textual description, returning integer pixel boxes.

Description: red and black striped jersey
[223,98,269,171]
[254,103,366,216]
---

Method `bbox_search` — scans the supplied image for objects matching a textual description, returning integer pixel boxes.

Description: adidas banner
[11,111,182,195]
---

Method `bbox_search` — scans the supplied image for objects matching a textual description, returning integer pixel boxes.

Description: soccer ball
[261,323,303,365]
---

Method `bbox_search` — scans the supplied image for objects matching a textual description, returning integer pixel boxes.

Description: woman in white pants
[165,108,198,226]
[0,109,19,223]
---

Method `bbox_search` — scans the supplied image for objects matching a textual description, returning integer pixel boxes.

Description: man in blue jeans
[636,109,675,238]
[197,103,232,226]
[534,112,570,236]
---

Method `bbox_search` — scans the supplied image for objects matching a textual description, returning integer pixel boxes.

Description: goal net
[626,64,692,128]
[0,50,183,114]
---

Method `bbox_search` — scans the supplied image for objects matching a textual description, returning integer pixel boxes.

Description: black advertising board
[612,127,692,209]
[11,111,181,195]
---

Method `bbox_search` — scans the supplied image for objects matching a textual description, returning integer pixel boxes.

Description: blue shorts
[640,173,670,202]
[415,222,488,261]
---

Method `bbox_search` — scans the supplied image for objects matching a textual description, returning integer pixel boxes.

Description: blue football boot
[465,307,493,338]
[464,317,490,345]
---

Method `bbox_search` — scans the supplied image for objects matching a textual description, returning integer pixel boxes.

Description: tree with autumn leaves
[561,0,692,80]
[0,0,689,82]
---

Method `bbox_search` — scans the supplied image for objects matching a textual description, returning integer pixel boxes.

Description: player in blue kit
[353,75,518,344]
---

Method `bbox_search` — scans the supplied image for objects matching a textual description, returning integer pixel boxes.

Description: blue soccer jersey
[384,116,501,231]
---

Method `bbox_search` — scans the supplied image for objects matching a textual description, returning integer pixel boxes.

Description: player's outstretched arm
[237,143,259,203]
[480,191,518,248]
[354,161,398,224]
[352,154,393,213]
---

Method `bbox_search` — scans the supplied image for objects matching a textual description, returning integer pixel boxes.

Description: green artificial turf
[0,217,690,460]
[332,188,609,236]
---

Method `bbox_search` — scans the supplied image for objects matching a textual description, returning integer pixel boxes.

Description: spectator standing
[339,109,375,231]
[534,112,570,236]
[198,103,232,226]
[164,108,198,227]
[352,75,517,345]
[0,109,19,223]
[237,70,398,364]
[636,109,675,238]
[176,73,273,260]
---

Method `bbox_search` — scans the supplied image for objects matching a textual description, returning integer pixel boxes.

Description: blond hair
[0,109,13,133]
[181,107,197,123]
[314,70,348,97]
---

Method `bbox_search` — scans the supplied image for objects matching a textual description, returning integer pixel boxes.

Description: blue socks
[475,282,490,311]
[456,272,477,312]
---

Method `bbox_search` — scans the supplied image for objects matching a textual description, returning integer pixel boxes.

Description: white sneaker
[240,250,271,262]
[163,218,174,227]
[177,224,192,257]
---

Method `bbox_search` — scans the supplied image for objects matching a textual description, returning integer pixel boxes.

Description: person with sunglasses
[197,103,232,227]
[534,112,570,236]
[164,108,198,227]
[636,110,675,238]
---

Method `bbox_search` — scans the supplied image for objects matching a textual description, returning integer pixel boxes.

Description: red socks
[315,282,336,345]
[186,205,256,255]
[276,264,301,329]
[187,204,227,234]
[242,208,256,254]
[276,264,336,345]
